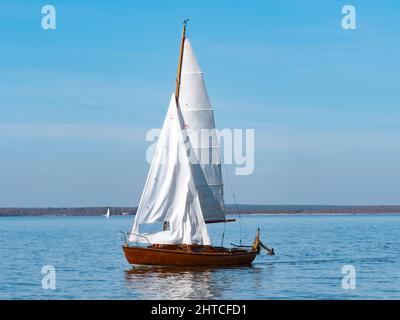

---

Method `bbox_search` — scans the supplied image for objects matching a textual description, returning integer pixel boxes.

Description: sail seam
[182,71,204,75]
[181,108,213,111]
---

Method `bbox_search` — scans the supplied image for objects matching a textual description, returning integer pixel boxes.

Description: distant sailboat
[122,21,274,266]
[105,208,110,218]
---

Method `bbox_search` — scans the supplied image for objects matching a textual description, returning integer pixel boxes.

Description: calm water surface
[0,214,399,299]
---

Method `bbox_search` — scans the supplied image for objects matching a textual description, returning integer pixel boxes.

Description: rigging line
[222,164,246,245]
[220,221,226,247]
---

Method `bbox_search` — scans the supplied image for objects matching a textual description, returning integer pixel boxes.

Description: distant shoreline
[1,205,400,216]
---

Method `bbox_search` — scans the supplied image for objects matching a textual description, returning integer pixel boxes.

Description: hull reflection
[124,265,253,299]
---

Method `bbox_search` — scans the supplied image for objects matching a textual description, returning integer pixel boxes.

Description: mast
[175,19,188,104]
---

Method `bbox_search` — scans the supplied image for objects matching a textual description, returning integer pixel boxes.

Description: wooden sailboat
[122,21,274,267]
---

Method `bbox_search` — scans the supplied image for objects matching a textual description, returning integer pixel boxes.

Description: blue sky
[1,0,399,207]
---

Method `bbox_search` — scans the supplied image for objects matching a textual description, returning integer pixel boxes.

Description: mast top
[175,19,189,102]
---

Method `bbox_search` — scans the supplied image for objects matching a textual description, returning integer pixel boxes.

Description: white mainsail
[129,94,211,245]
[106,208,110,218]
[179,39,225,223]
[129,37,225,245]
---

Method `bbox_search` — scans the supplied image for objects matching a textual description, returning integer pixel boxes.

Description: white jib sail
[179,38,225,223]
[129,94,211,245]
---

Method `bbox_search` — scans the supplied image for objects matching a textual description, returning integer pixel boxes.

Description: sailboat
[105,208,110,218]
[122,21,274,266]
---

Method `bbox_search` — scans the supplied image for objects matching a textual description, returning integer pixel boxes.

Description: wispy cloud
[0,122,149,143]
[254,129,400,152]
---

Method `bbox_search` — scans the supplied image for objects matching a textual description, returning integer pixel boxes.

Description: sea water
[0,214,399,299]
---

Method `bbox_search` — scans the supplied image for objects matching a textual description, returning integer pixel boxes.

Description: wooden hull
[123,244,258,267]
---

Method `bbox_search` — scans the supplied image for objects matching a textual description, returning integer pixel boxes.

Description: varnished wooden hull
[123,244,258,267]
